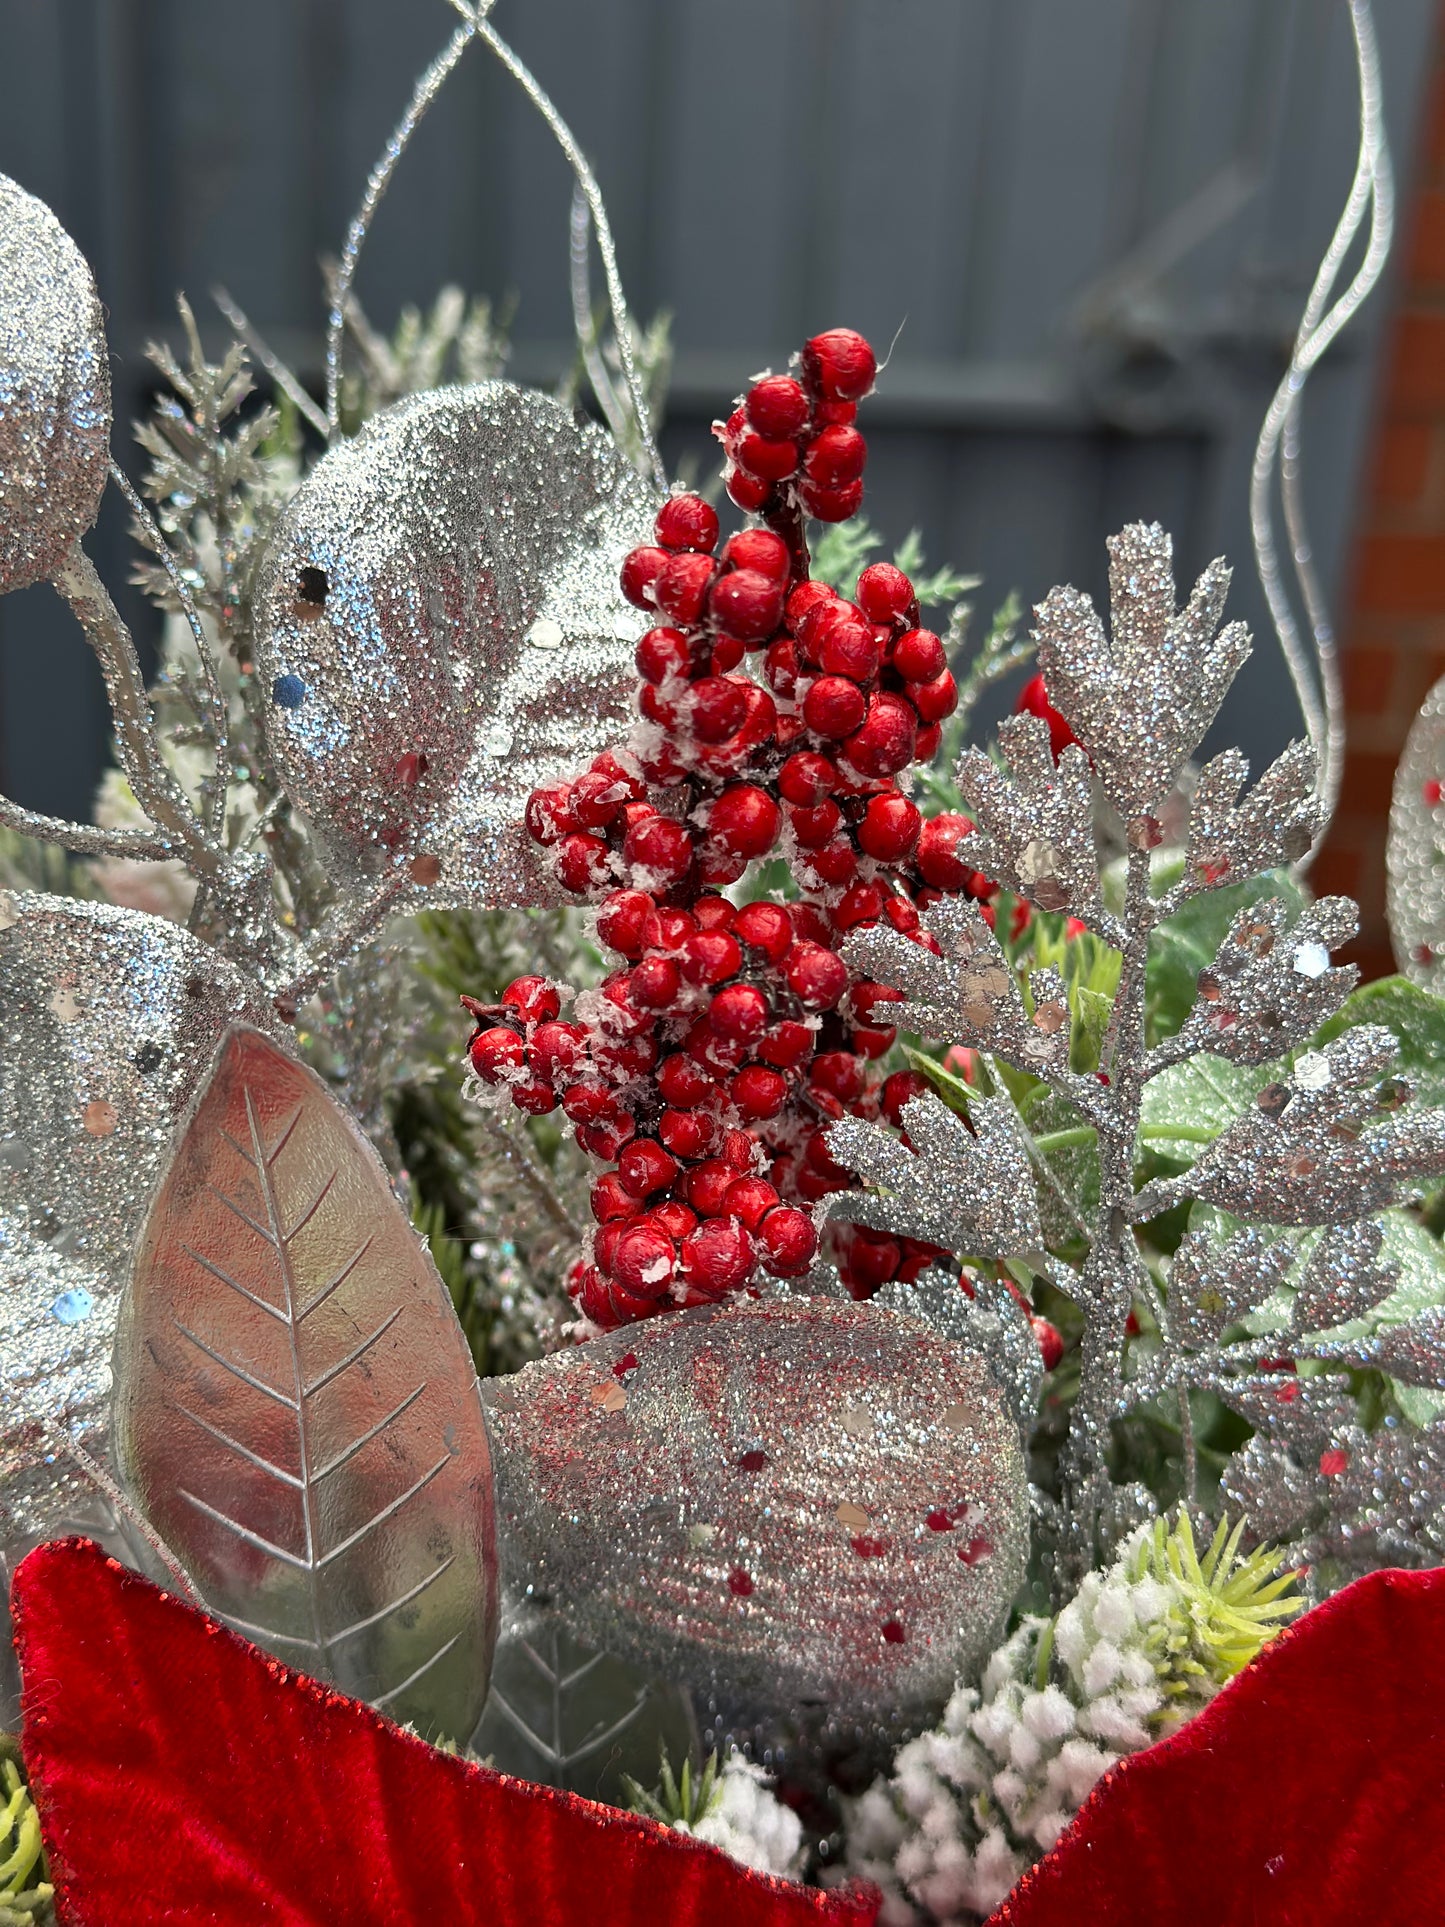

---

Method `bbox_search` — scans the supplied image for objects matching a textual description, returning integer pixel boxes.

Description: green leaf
[903,1046,974,1115]
[1140,1056,1277,1158]
[1071,986,1113,1075]
[1146,871,1308,1046]
[1316,976,1445,1108]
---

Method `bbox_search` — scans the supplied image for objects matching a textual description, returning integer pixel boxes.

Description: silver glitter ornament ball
[0,894,282,1537]
[484,1294,1029,1727]
[0,175,112,595]
[252,382,656,910]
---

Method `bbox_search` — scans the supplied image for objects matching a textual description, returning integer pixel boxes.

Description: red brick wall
[1318,18,1445,976]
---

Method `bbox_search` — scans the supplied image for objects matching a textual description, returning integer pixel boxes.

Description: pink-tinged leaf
[113,1025,497,1741]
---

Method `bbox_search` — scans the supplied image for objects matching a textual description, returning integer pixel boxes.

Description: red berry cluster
[469,329,986,1330]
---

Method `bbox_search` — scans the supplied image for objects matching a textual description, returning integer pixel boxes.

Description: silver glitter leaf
[113,1026,498,1742]
[874,1270,1044,1439]
[1164,895,1357,1069]
[251,381,656,912]
[1186,740,1320,893]
[1032,522,1251,818]
[0,175,111,596]
[1166,1226,1296,1347]
[1291,1220,1398,1334]
[1185,1028,1445,1225]
[0,1219,112,1537]
[1386,671,1445,987]
[0,893,282,1531]
[844,898,1074,1083]
[827,1091,1044,1258]
[483,1293,1028,1727]
[953,716,1104,926]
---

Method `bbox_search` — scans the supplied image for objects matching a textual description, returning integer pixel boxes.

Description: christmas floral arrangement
[3,5,1445,1924]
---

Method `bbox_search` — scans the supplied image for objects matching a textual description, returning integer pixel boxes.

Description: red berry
[724,1176,780,1229]
[804,424,867,488]
[530,1021,584,1083]
[651,1200,698,1243]
[561,1082,612,1124]
[758,1206,819,1277]
[764,637,802,698]
[1015,673,1078,761]
[621,545,669,609]
[631,954,681,1009]
[596,889,652,959]
[807,837,859,888]
[788,800,843,849]
[856,562,917,626]
[694,896,737,932]
[469,1026,524,1081]
[642,905,695,951]
[679,930,743,986]
[610,1222,677,1298]
[501,976,559,1024]
[1031,1315,1065,1372]
[818,619,882,683]
[576,1113,636,1161]
[784,942,849,1009]
[655,492,719,553]
[618,1137,681,1199]
[591,1171,641,1224]
[892,627,946,684]
[556,832,611,894]
[709,982,769,1045]
[916,723,942,763]
[811,1050,865,1104]
[852,980,904,1025]
[912,670,959,724]
[858,793,922,862]
[800,477,864,523]
[711,636,746,674]
[803,328,877,403]
[679,1219,755,1297]
[758,1019,815,1070]
[622,814,693,886]
[916,813,975,891]
[524,786,575,846]
[654,550,717,626]
[727,466,771,513]
[844,1228,902,1294]
[789,902,833,944]
[723,527,791,582]
[745,374,809,440]
[729,1063,789,1119]
[709,568,786,643]
[659,1107,719,1160]
[689,676,749,744]
[777,752,837,806]
[786,579,837,629]
[735,431,799,482]
[803,675,868,739]
[635,626,690,684]
[834,881,885,931]
[734,901,793,962]
[851,1022,896,1060]
[844,691,917,777]
[708,785,781,860]
[657,1053,717,1108]
[685,1158,737,1217]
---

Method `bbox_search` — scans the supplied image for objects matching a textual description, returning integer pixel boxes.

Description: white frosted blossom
[676,1750,804,1881]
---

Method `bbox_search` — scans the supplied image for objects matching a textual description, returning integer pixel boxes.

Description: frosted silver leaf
[1291,1220,1398,1334]
[0,894,280,1531]
[1186,739,1320,893]
[844,898,1074,1083]
[1186,1028,1445,1225]
[874,1270,1044,1437]
[1033,522,1251,818]
[0,175,111,595]
[953,716,1103,927]
[827,1092,1043,1259]
[1386,672,1445,987]
[113,1026,498,1742]
[1164,895,1357,1069]
[1165,1227,1296,1347]
[251,381,656,913]
[483,1294,1028,1728]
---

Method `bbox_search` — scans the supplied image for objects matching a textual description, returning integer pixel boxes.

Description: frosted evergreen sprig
[0,1741,52,1926]
[844,1510,1301,1927]
[624,1749,804,1881]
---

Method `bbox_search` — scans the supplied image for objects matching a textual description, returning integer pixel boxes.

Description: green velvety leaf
[1139,1056,1278,1158]
[1145,870,1308,1046]
[1071,986,1113,1074]
[1315,976,1445,1108]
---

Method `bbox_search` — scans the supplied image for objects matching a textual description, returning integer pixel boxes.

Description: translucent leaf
[114,1027,498,1741]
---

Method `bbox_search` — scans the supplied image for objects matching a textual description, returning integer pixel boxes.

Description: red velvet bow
[12,1541,1445,1926]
